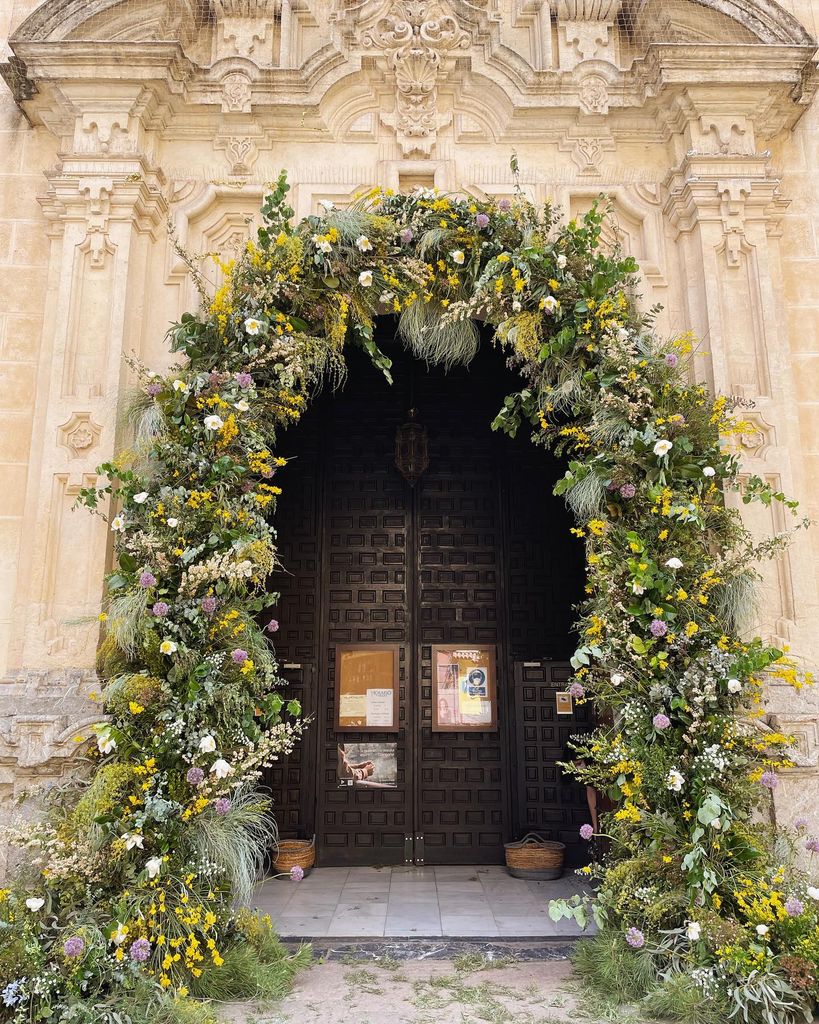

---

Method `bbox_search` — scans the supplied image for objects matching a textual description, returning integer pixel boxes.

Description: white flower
[97,730,117,755]
[234,399,250,412]
[727,678,742,693]
[210,758,233,779]
[611,673,625,687]
[318,199,335,212]
[123,833,144,851]
[451,250,465,265]
[512,301,522,313]
[631,583,645,595]
[756,924,769,937]
[356,236,373,252]
[666,768,685,792]
[146,857,162,879]
[110,514,126,532]
[358,270,373,287]
[542,296,558,313]
[172,379,186,392]
[665,557,683,570]
[313,237,332,254]
[204,414,224,431]
[166,518,179,528]
[244,317,262,335]
[616,327,630,342]
[159,639,177,656]
[710,818,722,830]
[686,921,701,941]
[112,923,129,945]
[556,254,567,269]
[807,886,819,900]
[25,897,45,912]
[133,492,149,505]
[199,735,217,753]
[703,466,716,477]
[653,439,673,457]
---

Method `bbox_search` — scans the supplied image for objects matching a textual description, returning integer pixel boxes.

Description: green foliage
[572,930,657,1001]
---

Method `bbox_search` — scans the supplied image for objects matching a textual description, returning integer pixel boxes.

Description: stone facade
[0,0,818,828]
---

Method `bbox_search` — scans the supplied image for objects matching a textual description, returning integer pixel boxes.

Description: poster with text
[337,742,398,788]
[432,645,497,732]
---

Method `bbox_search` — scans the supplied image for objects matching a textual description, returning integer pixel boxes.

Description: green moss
[104,673,167,717]
[71,762,136,830]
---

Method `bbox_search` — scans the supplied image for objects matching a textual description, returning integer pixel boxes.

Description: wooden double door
[265,330,589,866]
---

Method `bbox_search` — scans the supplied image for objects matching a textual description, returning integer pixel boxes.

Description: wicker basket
[273,836,316,877]
[504,832,565,880]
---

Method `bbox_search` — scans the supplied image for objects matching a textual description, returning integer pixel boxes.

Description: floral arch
[0,173,815,1023]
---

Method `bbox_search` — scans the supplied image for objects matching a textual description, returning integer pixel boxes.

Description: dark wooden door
[265,327,587,866]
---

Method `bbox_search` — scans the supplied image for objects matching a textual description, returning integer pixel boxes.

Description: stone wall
[0,0,817,828]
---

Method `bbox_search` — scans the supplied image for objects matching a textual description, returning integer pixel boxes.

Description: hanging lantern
[394,408,429,486]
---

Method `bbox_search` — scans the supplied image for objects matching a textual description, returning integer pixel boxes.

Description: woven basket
[273,836,316,876]
[504,832,565,880]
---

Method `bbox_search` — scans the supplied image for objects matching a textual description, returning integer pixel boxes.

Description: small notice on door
[339,693,367,720]
[366,688,394,728]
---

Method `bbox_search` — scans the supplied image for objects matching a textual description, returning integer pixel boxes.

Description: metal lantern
[394,408,429,486]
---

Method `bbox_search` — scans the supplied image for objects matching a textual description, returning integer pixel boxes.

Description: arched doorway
[265,322,589,867]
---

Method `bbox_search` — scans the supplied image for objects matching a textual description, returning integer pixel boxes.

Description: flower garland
[0,170,813,1023]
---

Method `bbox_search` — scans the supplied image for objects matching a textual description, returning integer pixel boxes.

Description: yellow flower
[129,702,145,715]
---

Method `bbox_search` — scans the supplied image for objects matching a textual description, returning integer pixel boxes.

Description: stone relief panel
[62,238,117,399]
[715,237,772,398]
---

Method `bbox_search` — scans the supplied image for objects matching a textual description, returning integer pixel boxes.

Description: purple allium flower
[129,938,151,963]
[208,371,222,387]
[606,481,620,492]
[201,596,217,615]
[785,897,805,917]
[139,572,156,589]
[146,382,162,397]
[267,619,280,633]
[498,198,512,211]
[475,213,490,229]
[665,353,679,368]
[650,619,668,638]
[399,227,413,244]
[235,372,254,389]
[805,837,819,853]
[214,798,231,815]
[186,767,205,786]
[625,927,645,949]
[290,865,305,881]
[619,483,636,499]
[152,601,169,618]
[580,824,594,841]
[760,770,779,790]
[568,682,585,699]
[241,481,254,492]
[653,713,671,731]
[231,648,248,665]
[795,817,809,830]
[63,936,85,958]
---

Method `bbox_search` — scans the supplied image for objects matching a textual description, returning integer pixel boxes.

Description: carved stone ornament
[221,71,253,114]
[362,0,471,156]
[578,73,609,115]
[57,413,103,458]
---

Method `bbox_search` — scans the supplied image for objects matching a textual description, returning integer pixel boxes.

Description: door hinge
[404,833,413,864]
[415,833,425,865]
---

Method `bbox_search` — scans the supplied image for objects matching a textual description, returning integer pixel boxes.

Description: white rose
[703,466,716,477]
[159,639,177,656]
[358,270,373,287]
[234,399,250,412]
[210,758,233,779]
[807,887,819,900]
[756,924,769,937]
[25,897,45,912]
[356,236,373,252]
[556,254,567,269]
[611,673,625,687]
[199,735,217,753]
[727,678,742,693]
[204,415,224,431]
[166,518,179,528]
[146,857,162,879]
[123,833,144,851]
[111,924,129,945]
[110,514,126,532]
[132,492,149,505]
[451,250,465,265]
[244,318,262,335]
[686,921,701,941]
[665,557,683,570]
[542,296,558,313]
[653,439,673,457]
[172,380,186,392]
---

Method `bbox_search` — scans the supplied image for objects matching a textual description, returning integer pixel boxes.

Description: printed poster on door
[432,645,497,732]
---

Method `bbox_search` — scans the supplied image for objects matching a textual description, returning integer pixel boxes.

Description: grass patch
[572,930,656,1002]
[190,936,311,1002]
[344,966,384,995]
[453,951,515,973]
[640,972,731,1024]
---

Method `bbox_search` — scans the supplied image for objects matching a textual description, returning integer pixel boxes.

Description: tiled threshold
[254,864,593,940]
